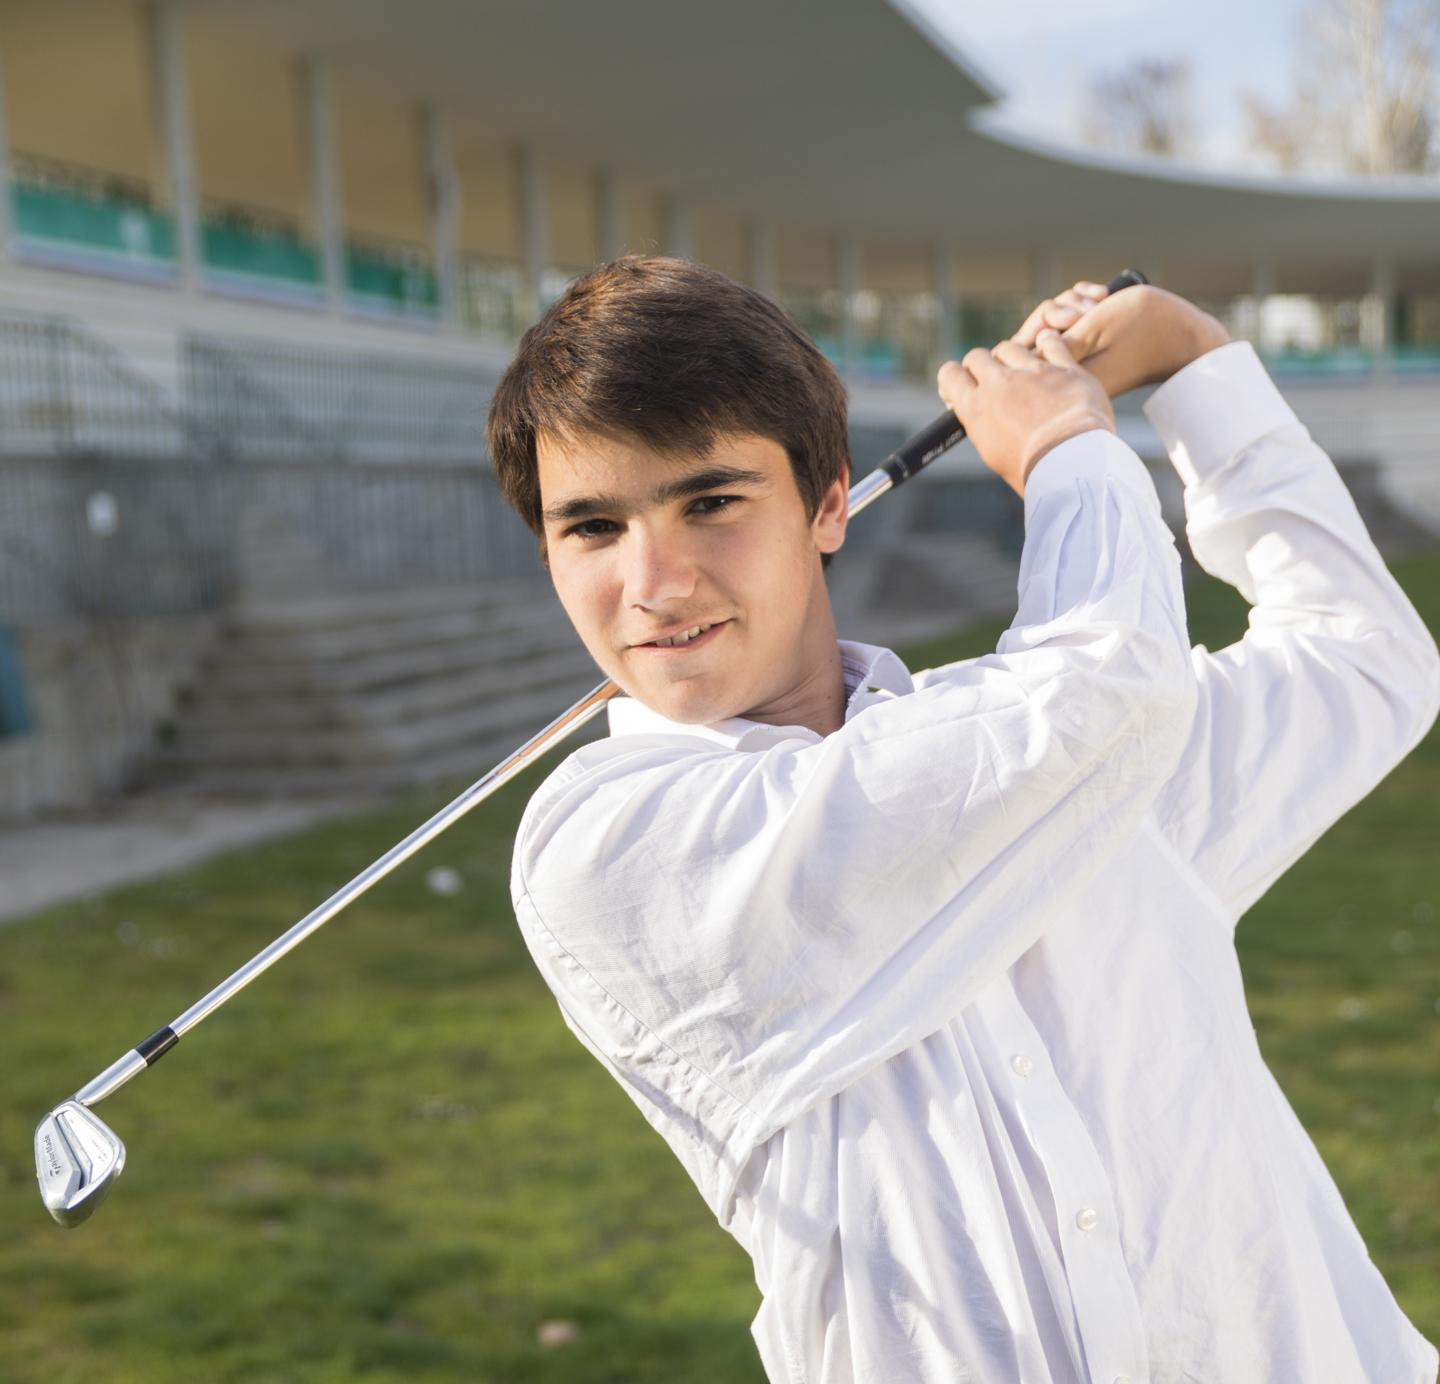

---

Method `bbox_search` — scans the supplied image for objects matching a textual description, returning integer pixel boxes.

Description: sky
[904,0,1314,171]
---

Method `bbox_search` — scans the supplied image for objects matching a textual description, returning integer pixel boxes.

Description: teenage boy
[486,256,1440,1383]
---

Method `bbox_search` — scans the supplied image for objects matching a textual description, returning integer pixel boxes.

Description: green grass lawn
[2,554,1437,1383]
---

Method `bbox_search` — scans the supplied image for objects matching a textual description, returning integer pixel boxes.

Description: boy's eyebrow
[541,465,769,526]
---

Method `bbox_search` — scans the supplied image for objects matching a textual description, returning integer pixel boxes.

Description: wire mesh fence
[0,311,537,625]
[180,334,497,464]
[0,313,191,458]
[0,455,544,626]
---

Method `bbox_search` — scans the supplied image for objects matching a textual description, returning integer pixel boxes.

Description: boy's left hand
[1010,281,1232,398]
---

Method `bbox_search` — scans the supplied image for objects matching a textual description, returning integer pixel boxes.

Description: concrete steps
[183,645,595,734]
[152,714,605,799]
[145,583,606,796]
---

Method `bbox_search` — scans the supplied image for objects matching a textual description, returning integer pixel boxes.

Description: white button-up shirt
[510,342,1440,1383]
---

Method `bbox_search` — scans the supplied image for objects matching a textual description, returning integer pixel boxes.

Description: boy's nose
[623,527,697,609]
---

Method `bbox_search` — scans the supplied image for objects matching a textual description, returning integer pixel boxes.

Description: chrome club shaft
[36,269,1147,1226]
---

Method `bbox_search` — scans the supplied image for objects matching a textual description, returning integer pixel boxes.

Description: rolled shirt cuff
[1141,340,1301,489]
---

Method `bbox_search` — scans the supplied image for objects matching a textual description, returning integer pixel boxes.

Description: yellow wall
[1399,261,1440,294]
[864,239,933,293]
[451,133,515,260]
[548,152,595,269]
[623,183,662,255]
[953,251,1031,294]
[188,24,308,228]
[778,225,836,289]
[0,0,158,189]
[1274,259,1369,297]
[334,70,428,248]
[694,208,747,280]
[1153,258,1254,298]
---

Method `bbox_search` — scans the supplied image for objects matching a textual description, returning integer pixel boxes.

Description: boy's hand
[1010,279,1113,347]
[1011,281,1231,397]
[937,331,1115,498]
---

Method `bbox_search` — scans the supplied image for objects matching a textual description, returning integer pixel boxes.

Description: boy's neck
[736,608,848,739]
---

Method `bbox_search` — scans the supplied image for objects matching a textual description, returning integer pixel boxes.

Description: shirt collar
[605,639,915,749]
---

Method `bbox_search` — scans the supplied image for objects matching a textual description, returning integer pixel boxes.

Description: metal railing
[0,313,195,458]
[0,309,501,467]
[0,455,542,625]
[0,456,229,624]
[0,312,533,625]
[181,334,497,464]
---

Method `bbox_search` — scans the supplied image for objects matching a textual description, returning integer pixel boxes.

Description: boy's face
[537,430,848,727]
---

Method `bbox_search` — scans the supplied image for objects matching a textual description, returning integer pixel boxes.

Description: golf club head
[35,1100,126,1228]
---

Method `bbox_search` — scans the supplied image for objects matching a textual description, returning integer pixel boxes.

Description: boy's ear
[813,467,849,555]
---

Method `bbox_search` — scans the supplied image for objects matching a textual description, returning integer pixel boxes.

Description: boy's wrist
[1020,414,1116,491]
[1169,316,1232,379]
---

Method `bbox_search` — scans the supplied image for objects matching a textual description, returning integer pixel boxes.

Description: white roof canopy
[185,0,1440,287]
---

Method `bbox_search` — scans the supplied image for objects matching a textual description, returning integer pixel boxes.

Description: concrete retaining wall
[0,613,218,820]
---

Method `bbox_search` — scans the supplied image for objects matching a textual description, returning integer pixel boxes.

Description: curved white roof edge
[968,105,1440,204]
[884,0,1007,104]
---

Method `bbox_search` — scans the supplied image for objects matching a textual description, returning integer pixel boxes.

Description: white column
[933,243,959,362]
[146,1,200,289]
[748,218,777,299]
[419,104,461,327]
[595,168,624,262]
[1367,254,1395,370]
[516,141,547,323]
[1250,258,1275,351]
[298,56,345,311]
[661,194,691,259]
[838,232,862,375]
[0,38,11,262]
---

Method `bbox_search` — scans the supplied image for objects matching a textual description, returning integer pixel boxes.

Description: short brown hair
[486,256,850,561]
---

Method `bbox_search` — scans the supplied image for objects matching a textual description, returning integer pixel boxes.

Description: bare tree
[1243,0,1439,174]
[1079,58,1199,159]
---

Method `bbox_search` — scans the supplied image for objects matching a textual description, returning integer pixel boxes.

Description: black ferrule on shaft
[881,413,966,488]
[136,1026,180,1066]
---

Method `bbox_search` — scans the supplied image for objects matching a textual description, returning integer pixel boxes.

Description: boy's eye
[564,518,618,540]
[562,496,740,541]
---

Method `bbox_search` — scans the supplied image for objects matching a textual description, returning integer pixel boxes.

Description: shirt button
[1113,1376,1133,1384]
[1075,1207,1099,1232]
[1010,1053,1034,1078]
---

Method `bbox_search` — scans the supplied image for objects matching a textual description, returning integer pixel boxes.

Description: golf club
[35,268,1148,1228]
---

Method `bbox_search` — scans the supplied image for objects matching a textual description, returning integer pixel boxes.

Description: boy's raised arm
[1143,342,1440,921]
[509,339,1198,1180]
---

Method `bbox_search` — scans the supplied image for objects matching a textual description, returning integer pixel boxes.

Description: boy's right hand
[937,331,1116,499]
[1011,282,1231,398]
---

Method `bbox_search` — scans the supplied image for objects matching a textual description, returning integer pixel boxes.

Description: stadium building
[1,0,1437,818]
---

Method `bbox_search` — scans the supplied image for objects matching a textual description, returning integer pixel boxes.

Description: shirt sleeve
[1143,341,1440,923]
[511,430,1197,1156]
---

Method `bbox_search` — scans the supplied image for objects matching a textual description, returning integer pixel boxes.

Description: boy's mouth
[634,620,729,651]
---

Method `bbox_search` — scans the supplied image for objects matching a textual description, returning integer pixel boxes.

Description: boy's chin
[624,679,743,727]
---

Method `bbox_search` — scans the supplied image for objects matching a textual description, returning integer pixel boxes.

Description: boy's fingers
[1011,317,1041,348]
[1016,290,1103,346]
[936,358,976,409]
[990,339,1034,369]
[1035,328,1078,368]
[961,345,1001,380]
